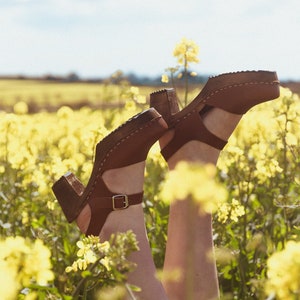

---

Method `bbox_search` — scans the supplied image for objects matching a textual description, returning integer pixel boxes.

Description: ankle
[99,204,145,240]
[163,108,242,168]
[167,141,220,169]
[102,161,146,195]
[75,161,146,235]
[159,129,175,150]
[203,108,242,141]
[159,127,220,168]
[76,205,91,234]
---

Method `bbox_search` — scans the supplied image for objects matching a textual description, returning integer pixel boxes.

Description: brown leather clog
[150,70,280,161]
[52,108,168,236]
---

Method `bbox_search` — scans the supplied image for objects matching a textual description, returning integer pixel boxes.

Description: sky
[0,0,299,81]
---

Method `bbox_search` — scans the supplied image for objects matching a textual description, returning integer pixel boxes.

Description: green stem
[184,55,188,107]
[72,258,101,298]
[172,72,183,109]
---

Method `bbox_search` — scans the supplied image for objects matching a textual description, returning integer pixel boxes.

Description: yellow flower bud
[161,74,169,83]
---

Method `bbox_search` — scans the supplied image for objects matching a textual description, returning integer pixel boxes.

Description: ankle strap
[161,112,227,161]
[91,192,144,210]
[86,192,143,236]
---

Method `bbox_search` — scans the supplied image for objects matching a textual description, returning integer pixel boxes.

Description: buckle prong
[112,195,129,210]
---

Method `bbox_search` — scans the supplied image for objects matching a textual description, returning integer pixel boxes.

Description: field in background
[0,79,149,112]
[1,77,299,113]
[0,78,205,113]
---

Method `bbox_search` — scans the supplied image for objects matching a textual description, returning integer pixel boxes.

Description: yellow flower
[161,162,227,214]
[85,250,97,264]
[130,86,139,95]
[24,292,38,300]
[266,241,300,299]
[217,202,230,223]
[76,240,97,263]
[13,101,28,114]
[254,158,283,183]
[77,259,88,270]
[230,199,245,222]
[96,285,127,300]
[217,198,245,223]
[285,132,298,146]
[0,262,18,300]
[121,86,145,107]
[65,266,74,273]
[56,105,74,118]
[66,236,111,273]
[47,200,55,211]
[97,240,110,253]
[173,38,200,67]
[100,257,111,270]
[125,99,137,111]
[30,239,54,285]
[0,237,53,297]
[161,74,169,83]
[22,211,29,225]
[76,240,87,256]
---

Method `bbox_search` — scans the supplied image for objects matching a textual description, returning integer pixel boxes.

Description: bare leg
[161,108,242,300]
[76,161,168,300]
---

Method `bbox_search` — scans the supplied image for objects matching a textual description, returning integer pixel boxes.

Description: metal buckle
[112,194,129,210]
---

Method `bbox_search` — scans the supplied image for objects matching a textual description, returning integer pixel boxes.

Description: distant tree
[66,72,80,82]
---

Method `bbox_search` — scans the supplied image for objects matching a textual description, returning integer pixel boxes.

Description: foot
[76,161,145,235]
[160,108,242,168]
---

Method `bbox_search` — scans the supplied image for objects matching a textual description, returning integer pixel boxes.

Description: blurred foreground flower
[0,236,54,300]
[266,240,300,299]
[161,162,227,214]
